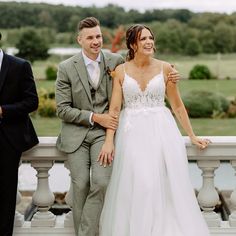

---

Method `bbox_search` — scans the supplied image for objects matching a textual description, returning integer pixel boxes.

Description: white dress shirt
[0,49,3,117]
[0,49,3,71]
[82,50,101,86]
[81,50,101,125]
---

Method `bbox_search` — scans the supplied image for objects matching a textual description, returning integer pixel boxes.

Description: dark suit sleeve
[1,60,38,119]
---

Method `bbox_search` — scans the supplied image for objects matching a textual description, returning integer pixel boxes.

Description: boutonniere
[105,66,116,80]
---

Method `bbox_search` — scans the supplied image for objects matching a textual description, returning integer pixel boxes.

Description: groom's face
[77,25,103,60]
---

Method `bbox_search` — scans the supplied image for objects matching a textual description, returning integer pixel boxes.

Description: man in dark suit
[0,32,39,236]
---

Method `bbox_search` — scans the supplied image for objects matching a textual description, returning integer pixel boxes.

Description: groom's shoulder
[59,53,81,68]
[102,50,124,62]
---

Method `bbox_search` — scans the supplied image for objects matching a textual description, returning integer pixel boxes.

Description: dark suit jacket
[0,52,39,152]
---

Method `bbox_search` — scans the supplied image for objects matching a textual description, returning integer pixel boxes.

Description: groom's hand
[92,113,118,130]
[167,64,180,83]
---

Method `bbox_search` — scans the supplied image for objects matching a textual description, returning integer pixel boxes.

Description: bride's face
[135,28,154,56]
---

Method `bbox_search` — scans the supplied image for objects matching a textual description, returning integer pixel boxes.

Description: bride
[98,24,210,236]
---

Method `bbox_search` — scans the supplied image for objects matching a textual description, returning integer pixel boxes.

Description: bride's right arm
[164,63,211,150]
[97,65,124,167]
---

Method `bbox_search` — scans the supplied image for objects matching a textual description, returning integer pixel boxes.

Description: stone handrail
[13,136,236,236]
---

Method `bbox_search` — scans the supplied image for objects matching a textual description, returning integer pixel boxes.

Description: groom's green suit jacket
[55,50,123,153]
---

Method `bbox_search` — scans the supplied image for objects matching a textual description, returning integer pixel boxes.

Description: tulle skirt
[100,106,210,236]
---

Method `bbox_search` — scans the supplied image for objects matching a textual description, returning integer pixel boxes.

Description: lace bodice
[122,72,166,109]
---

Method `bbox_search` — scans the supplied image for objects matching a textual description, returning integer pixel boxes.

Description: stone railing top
[184,136,236,160]
[22,137,65,161]
[22,136,236,161]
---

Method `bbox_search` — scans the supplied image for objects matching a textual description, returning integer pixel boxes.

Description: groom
[56,17,123,235]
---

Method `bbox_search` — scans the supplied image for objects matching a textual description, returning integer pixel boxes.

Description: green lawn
[32,117,61,136]
[159,53,236,79]
[32,53,236,80]
[35,79,55,91]
[32,116,236,137]
[36,77,236,98]
[178,118,236,136]
[32,56,62,80]
[179,80,236,98]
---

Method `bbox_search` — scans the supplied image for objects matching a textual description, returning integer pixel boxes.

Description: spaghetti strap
[123,63,126,74]
[120,63,126,86]
[160,62,164,73]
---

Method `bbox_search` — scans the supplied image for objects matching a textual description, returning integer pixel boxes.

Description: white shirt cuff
[89,112,94,126]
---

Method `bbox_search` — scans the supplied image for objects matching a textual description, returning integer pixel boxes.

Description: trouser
[0,129,21,236]
[68,129,112,236]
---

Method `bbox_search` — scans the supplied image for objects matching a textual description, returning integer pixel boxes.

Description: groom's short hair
[78,17,100,32]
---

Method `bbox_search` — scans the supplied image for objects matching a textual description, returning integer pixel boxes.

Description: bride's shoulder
[153,59,171,70]
[113,63,125,83]
[115,63,125,76]
[115,61,133,75]
[115,63,125,72]
[155,59,174,76]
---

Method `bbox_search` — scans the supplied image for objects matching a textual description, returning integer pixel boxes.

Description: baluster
[14,189,24,227]
[229,160,236,226]
[197,160,221,227]
[64,160,74,227]
[31,160,56,227]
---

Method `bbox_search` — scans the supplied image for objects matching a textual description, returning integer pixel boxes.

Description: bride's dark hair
[126,24,155,61]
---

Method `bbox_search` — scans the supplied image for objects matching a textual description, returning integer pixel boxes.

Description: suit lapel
[73,52,93,104]
[102,50,112,77]
[0,53,9,94]
[101,51,113,102]
[96,53,105,89]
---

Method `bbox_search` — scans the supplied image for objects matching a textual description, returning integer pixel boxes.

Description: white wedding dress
[99,68,210,236]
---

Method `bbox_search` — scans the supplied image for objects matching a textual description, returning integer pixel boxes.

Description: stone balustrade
[13,136,236,236]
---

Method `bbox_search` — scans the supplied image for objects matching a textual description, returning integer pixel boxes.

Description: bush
[38,97,56,117]
[16,28,49,63]
[183,90,230,118]
[189,64,212,80]
[45,65,57,80]
[227,97,236,118]
[37,88,56,117]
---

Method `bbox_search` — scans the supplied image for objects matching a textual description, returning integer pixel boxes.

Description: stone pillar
[31,160,56,227]
[229,160,236,226]
[197,160,221,227]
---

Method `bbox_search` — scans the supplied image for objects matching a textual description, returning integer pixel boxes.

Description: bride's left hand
[190,136,211,150]
[97,141,115,167]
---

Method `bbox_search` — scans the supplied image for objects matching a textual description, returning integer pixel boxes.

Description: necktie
[91,61,100,87]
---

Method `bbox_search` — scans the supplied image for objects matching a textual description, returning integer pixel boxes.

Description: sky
[1,0,236,14]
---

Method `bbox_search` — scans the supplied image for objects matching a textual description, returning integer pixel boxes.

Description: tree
[173,9,194,23]
[156,20,184,54]
[185,38,201,56]
[199,30,216,53]
[16,29,49,63]
[213,23,234,53]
